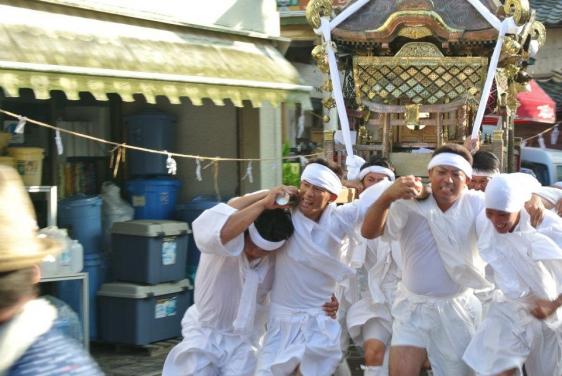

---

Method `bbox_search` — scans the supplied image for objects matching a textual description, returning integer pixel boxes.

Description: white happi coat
[345,234,401,347]
[256,203,363,376]
[386,189,491,291]
[383,189,489,376]
[464,210,562,376]
[163,204,273,376]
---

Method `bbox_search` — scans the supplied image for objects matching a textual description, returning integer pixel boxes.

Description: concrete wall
[122,99,244,202]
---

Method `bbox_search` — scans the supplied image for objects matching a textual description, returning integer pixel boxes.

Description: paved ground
[92,339,431,375]
[91,339,366,376]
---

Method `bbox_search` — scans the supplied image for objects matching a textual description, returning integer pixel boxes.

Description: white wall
[529,28,562,77]
[259,103,283,188]
[59,0,281,36]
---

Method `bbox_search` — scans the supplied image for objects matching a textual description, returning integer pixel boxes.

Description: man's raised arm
[361,176,423,239]
[220,186,296,244]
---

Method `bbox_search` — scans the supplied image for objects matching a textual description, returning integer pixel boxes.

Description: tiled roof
[537,71,562,111]
[530,0,562,25]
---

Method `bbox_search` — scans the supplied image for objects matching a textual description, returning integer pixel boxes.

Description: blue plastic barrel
[125,112,176,176]
[58,195,102,254]
[175,196,221,278]
[56,253,105,341]
[126,178,181,220]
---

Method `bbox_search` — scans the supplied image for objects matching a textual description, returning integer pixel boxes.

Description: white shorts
[255,304,342,376]
[346,282,395,347]
[162,306,256,376]
[463,299,562,376]
[391,284,482,376]
[362,318,391,346]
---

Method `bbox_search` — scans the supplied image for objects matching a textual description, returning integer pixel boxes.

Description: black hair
[253,209,294,242]
[360,156,394,171]
[305,158,344,179]
[472,150,500,172]
[432,143,473,165]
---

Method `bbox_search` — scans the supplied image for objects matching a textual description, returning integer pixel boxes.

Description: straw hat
[0,165,62,272]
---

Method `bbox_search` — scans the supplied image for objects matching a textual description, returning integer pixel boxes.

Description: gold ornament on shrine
[305,0,332,29]
[322,97,336,109]
[311,45,330,73]
[322,80,333,92]
[503,0,531,25]
[405,104,422,130]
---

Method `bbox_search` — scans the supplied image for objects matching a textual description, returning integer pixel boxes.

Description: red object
[516,80,556,124]
[483,80,556,125]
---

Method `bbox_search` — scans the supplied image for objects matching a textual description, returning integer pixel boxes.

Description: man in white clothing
[463,173,562,376]
[362,144,491,376]
[163,187,337,376]
[343,158,401,376]
[468,150,500,192]
[256,159,378,376]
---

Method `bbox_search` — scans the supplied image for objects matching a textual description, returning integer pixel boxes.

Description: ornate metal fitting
[530,20,546,47]
[322,97,336,109]
[305,0,333,29]
[503,0,531,26]
[322,80,333,92]
[501,36,522,59]
[323,115,331,123]
[404,103,421,128]
[311,45,330,73]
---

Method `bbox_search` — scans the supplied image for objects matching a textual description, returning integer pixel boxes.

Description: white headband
[534,186,562,206]
[427,153,473,178]
[359,166,396,181]
[301,163,342,195]
[472,169,500,178]
[248,223,286,251]
[485,173,541,213]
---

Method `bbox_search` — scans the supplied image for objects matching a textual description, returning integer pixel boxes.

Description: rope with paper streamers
[0,109,321,163]
[0,108,322,197]
[521,122,562,147]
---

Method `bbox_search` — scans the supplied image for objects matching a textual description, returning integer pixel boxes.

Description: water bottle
[275,191,298,206]
[69,240,84,274]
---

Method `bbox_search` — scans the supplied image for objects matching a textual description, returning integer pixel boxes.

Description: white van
[520,147,562,185]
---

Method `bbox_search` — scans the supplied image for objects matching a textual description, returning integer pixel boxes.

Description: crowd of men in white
[163,144,562,376]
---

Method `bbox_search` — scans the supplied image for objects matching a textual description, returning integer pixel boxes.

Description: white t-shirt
[192,203,274,331]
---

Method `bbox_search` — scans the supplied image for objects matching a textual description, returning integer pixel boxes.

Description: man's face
[485,208,520,234]
[362,172,388,189]
[468,175,492,191]
[429,165,467,209]
[298,180,334,221]
[243,234,273,261]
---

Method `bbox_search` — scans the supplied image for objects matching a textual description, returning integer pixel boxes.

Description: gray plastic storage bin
[111,220,189,284]
[97,279,192,345]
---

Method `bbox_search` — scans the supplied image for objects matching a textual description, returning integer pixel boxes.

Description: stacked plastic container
[98,220,193,345]
[124,111,180,220]
[56,195,104,340]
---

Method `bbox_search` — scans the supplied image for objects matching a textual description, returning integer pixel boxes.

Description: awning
[515,80,556,123]
[0,1,312,108]
[483,79,556,125]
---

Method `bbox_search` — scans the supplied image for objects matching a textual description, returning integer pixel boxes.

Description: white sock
[361,365,387,376]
